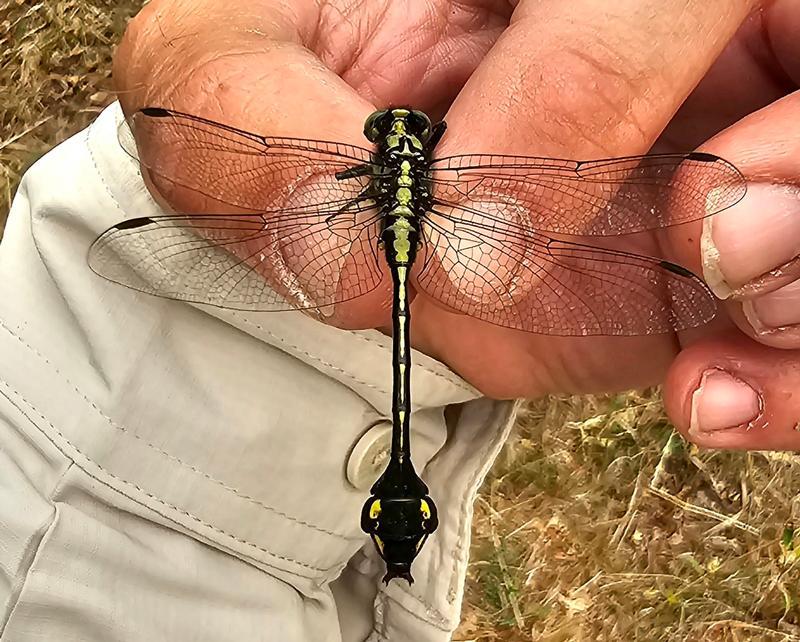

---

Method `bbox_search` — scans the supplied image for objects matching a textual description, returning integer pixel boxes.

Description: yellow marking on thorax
[395,158,414,205]
[386,117,422,156]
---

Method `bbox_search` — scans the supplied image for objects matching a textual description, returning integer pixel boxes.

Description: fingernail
[702,184,800,298]
[744,279,800,332]
[689,370,761,433]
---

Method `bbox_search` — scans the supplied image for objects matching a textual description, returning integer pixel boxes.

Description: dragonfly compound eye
[363,109,392,142]
[408,110,432,141]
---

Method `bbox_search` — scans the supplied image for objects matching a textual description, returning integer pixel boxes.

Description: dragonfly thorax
[365,110,436,269]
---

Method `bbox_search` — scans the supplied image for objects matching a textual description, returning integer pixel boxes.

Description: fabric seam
[0,463,72,640]
[229,312,392,398]
[0,379,336,578]
[0,316,361,542]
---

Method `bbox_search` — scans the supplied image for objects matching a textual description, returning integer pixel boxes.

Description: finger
[440,0,754,158]
[766,0,800,85]
[428,0,753,382]
[325,1,512,118]
[115,0,373,143]
[664,331,800,450]
[440,0,754,278]
[655,0,800,152]
[116,1,509,122]
[694,90,800,349]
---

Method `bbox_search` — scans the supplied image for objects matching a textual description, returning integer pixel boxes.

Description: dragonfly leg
[426,121,447,152]
[335,163,375,180]
[324,186,378,225]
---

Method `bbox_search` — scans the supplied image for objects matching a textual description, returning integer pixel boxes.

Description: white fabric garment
[0,103,517,641]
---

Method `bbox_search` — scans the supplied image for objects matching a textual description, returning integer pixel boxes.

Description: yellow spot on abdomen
[393,224,411,263]
[398,316,406,358]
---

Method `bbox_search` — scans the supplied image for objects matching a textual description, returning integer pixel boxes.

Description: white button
[347,420,392,490]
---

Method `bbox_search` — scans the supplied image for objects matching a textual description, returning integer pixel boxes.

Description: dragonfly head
[364,108,433,149]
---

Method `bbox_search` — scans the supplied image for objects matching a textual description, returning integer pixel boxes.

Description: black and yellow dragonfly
[88,106,746,584]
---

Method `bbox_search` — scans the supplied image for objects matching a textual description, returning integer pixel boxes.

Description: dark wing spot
[659,260,697,279]
[113,217,155,230]
[140,107,172,118]
[686,151,719,163]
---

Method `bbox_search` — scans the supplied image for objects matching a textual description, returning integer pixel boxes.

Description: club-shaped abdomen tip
[383,567,414,585]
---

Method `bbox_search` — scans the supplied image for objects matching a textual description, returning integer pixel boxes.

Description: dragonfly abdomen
[379,160,428,269]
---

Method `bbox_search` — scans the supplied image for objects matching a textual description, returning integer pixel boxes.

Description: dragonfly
[88,106,746,584]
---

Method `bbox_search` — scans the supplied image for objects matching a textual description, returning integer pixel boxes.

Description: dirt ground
[3,2,800,640]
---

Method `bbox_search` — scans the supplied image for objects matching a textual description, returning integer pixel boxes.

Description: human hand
[114,0,800,449]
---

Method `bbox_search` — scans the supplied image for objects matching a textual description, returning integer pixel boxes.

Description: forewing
[430,152,746,236]
[120,108,376,214]
[415,208,717,336]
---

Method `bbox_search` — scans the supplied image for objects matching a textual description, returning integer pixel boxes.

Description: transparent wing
[415,206,717,336]
[430,152,746,236]
[89,207,385,312]
[119,108,377,213]
[90,108,386,311]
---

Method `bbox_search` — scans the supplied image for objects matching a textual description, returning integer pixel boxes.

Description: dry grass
[3,3,800,641]
[0,0,137,227]
[457,393,800,641]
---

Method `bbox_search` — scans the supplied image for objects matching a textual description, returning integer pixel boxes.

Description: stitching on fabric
[231,312,475,409]
[229,313,390,397]
[368,625,389,642]
[85,125,124,211]
[0,380,333,577]
[374,591,387,638]
[0,317,361,542]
